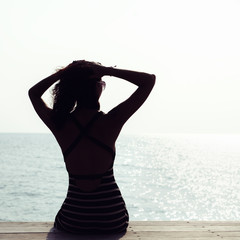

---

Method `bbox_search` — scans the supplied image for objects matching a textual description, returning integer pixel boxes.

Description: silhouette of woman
[29,60,155,234]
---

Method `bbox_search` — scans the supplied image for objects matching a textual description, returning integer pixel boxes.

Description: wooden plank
[1,222,240,240]
[130,225,240,233]
[214,231,240,237]
[0,232,137,240]
[207,226,240,231]
[0,233,48,240]
[187,221,240,226]
[129,221,192,226]
[0,233,228,240]
[0,233,222,240]
[129,225,210,232]
[0,222,53,233]
[0,222,215,234]
[129,231,217,237]
[130,221,240,226]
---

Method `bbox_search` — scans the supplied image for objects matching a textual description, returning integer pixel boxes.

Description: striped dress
[54,112,129,233]
[54,167,129,233]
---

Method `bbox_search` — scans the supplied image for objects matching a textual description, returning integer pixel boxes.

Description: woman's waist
[67,174,119,194]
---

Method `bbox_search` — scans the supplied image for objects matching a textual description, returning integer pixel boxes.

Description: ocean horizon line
[1,131,240,137]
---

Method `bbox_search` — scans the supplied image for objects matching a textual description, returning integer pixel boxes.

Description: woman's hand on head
[59,60,109,79]
[88,62,107,79]
[56,60,93,78]
[73,60,107,79]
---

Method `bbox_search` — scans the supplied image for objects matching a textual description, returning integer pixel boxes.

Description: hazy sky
[1,0,240,134]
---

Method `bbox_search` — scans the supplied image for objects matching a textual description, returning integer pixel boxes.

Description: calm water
[1,133,240,221]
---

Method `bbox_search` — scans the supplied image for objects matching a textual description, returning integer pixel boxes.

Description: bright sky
[1,0,240,134]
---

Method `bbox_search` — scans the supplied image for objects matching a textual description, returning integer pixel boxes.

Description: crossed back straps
[63,112,115,160]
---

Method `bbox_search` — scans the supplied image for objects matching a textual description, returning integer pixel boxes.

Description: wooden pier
[1,221,240,239]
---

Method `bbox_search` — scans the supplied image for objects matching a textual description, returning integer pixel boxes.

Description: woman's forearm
[105,67,156,87]
[28,71,61,98]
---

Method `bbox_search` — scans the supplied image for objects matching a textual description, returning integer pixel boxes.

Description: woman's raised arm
[28,71,62,129]
[101,66,156,125]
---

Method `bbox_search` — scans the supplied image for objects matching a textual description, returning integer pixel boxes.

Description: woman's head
[51,61,104,127]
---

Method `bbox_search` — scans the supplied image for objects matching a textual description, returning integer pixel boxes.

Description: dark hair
[51,65,100,128]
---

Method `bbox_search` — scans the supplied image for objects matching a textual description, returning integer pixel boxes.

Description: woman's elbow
[28,87,39,101]
[150,74,156,86]
[28,87,35,99]
[28,88,33,97]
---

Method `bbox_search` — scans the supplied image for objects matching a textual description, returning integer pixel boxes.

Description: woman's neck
[73,107,100,115]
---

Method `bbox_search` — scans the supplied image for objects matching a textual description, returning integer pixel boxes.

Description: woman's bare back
[51,110,121,191]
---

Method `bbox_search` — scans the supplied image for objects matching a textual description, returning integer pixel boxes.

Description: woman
[29,60,155,233]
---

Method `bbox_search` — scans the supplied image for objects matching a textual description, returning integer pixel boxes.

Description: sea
[1,133,240,222]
